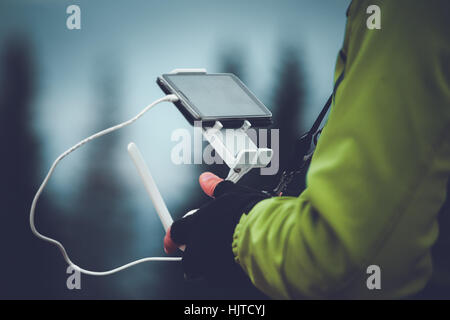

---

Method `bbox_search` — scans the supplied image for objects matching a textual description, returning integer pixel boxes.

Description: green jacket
[232,0,450,299]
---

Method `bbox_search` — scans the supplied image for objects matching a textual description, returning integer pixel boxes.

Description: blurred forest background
[1,0,448,299]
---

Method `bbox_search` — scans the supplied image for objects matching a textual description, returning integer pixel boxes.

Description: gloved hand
[164,172,269,285]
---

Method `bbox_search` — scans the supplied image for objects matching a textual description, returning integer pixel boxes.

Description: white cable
[29,94,182,276]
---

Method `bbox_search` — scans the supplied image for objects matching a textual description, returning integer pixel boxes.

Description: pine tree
[267,46,307,193]
[239,46,307,194]
[0,35,68,298]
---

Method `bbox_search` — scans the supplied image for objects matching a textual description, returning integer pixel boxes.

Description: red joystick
[164,172,223,254]
[198,172,223,198]
[164,226,179,254]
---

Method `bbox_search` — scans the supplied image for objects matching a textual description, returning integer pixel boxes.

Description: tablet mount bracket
[202,120,273,183]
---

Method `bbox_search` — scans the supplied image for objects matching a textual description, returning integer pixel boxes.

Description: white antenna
[127,142,187,252]
[127,142,173,232]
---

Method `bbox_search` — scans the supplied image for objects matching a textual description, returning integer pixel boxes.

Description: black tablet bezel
[156,73,272,128]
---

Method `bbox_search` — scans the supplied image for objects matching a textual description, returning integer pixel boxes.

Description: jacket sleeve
[232,0,450,299]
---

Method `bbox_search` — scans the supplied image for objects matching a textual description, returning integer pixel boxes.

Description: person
[165,0,450,299]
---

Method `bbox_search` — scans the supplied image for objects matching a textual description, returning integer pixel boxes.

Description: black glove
[168,180,269,285]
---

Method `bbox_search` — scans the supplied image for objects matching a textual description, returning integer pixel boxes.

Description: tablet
[157,73,272,128]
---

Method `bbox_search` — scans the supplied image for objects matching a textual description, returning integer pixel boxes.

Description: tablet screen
[163,74,271,119]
